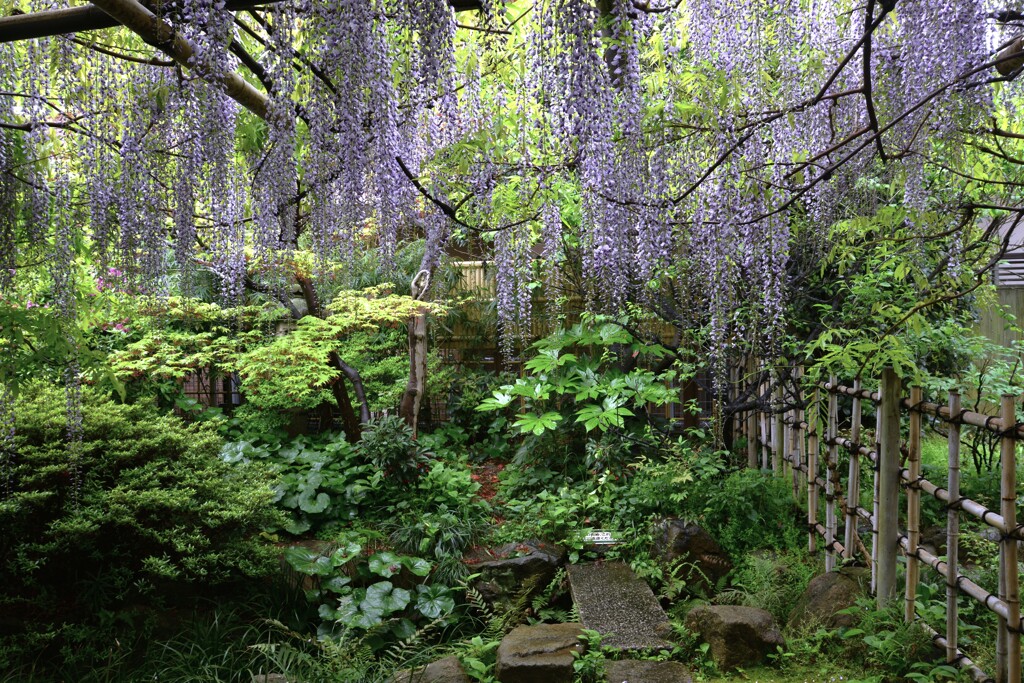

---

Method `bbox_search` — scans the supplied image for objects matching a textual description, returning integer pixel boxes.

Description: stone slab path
[567,561,675,651]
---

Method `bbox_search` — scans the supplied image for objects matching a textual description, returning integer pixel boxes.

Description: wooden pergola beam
[0,0,484,44]
[88,0,269,119]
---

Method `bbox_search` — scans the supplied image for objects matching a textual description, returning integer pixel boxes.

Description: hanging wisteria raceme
[47,177,85,505]
[0,48,14,297]
[493,215,533,362]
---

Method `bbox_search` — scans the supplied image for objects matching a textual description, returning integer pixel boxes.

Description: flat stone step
[567,561,674,651]
[606,660,693,683]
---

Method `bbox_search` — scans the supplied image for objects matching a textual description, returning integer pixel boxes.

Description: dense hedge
[0,383,282,668]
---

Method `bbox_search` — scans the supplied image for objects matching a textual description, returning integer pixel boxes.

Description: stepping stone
[495,622,583,683]
[606,660,693,683]
[567,562,674,651]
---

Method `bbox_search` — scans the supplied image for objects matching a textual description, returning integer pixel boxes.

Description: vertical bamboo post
[733,362,741,454]
[844,378,863,560]
[946,390,961,666]
[876,367,901,607]
[761,370,771,470]
[904,386,922,622]
[871,398,882,595]
[826,377,838,572]
[791,398,801,500]
[796,366,806,498]
[747,357,758,469]
[774,379,784,477]
[999,395,1020,683]
[808,388,820,555]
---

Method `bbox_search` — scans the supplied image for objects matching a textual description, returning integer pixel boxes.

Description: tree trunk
[399,269,431,436]
[295,274,371,441]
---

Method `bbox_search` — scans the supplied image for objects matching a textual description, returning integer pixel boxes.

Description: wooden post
[826,377,838,573]
[998,395,1020,683]
[808,388,820,555]
[876,367,901,607]
[844,378,863,560]
[773,379,784,477]
[946,390,961,666]
[904,386,922,622]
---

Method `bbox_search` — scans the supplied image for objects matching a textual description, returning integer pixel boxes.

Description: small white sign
[582,529,620,545]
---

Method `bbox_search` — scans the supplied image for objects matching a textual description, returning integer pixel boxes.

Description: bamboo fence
[739,365,1023,683]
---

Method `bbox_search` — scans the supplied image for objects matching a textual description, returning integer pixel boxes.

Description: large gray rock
[392,655,471,683]
[495,622,583,683]
[651,520,732,594]
[684,605,784,671]
[605,660,693,683]
[465,541,566,611]
[567,562,674,651]
[787,567,870,631]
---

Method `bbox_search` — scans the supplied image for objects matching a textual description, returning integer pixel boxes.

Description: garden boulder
[392,655,471,683]
[605,660,693,683]
[684,605,784,671]
[650,519,732,594]
[495,622,583,683]
[464,540,565,610]
[787,566,870,631]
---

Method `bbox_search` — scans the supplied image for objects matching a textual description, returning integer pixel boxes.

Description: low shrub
[0,382,281,670]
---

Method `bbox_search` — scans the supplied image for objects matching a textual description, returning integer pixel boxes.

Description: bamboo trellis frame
[747,366,1023,683]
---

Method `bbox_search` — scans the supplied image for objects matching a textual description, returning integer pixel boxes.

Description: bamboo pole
[844,378,863,560]
[872,396,881,595]
[730,364,739,452]
[947,390,961,666]
[774,379,784,477]
[791,392,802,501]
[999,395,1020,683]
[761,372,771,470]
[747,357,758,469]
[808,388,820,555]
[905,386,923,622]
[826,376,839,572]
[877,368,901,607]
[797,366,806,496]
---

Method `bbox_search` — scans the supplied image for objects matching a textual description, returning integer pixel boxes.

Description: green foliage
[222,433,377,535]
[801,207,986,384]
[0,382,280,670]
[715,550,820,623]
[284,536,455,649]
[690,469,802,557]
[445,368,517,454]
[478,315,688,441]
[571,629,608,683]
[389,504,486,586]
[839,597,945,679]
[357,415,432,486]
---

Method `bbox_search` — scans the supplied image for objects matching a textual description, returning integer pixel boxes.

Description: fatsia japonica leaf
[513,411,563,435]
